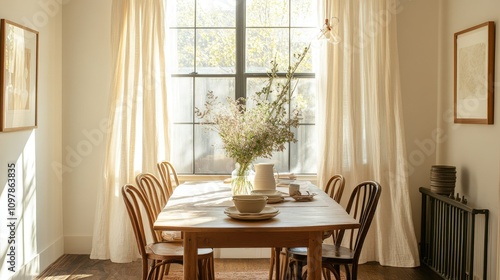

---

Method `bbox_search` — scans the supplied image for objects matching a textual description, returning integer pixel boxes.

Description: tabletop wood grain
[153,181,359,280]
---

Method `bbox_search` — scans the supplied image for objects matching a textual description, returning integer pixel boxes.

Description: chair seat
[148,242,213,257]
[288,244,355,263]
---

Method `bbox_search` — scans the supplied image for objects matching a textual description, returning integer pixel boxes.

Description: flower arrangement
[195,45,310,194]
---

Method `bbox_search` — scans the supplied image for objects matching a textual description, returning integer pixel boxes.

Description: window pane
[246,0,289,27]
[246,77,267,101]
[291,0,316,27]
[290,125,317,173]
[246,77,288,108]
[197,0,236,27]
[194,77,235,111]
[169,0,317,175]
[171,124,194,173]
[196,29,236,74]
[246,28,288,73]
[194,125,233,173]
[292,78,316,123]
[171,29,195,74]
[170,0,195,27]
[170,78,193,122]
[291,28,315,73]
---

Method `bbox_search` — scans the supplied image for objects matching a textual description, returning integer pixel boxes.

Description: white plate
[224,206,279,220]
[251,190,284,203]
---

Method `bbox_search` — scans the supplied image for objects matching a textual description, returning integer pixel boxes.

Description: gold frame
[0,19,39,132]
[454,21,495,124]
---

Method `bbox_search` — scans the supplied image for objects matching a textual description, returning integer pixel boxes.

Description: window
[168,0,317,174]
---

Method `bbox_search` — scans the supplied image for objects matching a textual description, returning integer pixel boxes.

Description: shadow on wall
[0,131,38,278]
[460,167,470,194]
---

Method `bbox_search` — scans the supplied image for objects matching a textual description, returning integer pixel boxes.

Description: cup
[289,183,300,196]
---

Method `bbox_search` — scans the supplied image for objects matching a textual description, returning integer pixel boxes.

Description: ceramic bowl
[232,195,268,213]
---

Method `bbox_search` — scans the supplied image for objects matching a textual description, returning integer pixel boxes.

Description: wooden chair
[135,172,213,275]
[135,173,167,223]
[268,175,346,280]
[157,161,180,200]
[122,184,214,280]
[286,181,382,280]
[322,175,346,246]
[324,174,345,203]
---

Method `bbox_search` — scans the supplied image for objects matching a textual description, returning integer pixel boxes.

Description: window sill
[178,174,318,185]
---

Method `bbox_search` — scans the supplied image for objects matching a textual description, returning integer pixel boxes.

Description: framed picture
[454,21,495,124]
[0,19,38,132]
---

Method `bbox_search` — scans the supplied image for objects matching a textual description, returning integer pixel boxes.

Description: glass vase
[231,162,253,195]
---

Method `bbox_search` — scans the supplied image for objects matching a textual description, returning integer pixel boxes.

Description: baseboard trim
[7,236,64,279]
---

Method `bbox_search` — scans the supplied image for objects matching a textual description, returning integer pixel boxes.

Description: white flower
[195,45,310,171]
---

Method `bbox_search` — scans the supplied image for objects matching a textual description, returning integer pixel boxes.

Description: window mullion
[235,0,245,100]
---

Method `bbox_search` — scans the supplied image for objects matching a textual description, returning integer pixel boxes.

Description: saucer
[291,192,317,202]
[251,190,284,204]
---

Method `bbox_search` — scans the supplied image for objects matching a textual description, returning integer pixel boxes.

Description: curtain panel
[90,0,170,262]
[317,0,419,267]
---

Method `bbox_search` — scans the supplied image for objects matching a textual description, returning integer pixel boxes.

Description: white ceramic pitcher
[252,163,276,190]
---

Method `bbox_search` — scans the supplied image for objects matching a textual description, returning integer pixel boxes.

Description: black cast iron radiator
[419,187,489,280]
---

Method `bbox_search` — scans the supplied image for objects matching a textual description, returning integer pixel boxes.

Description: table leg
[183,232,198,280]
[307,231,323,280]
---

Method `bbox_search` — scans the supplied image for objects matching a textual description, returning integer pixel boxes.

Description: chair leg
[286,259,294,280]
[351,263,358,280]
[141,258,149,280]
[279,250,289,280]
[344,264,351,280]
[274,247,281,280]
[296,260,304,280]
[288,258,305,280]
[322,267,331,280]
[147,260,165,280]
[209,256,215,280]
[196,256,214,280]
[164,263,171,275]
[323,263,342,280]
[203,257,214,280]
[197,259,204,280]
[156,263,165,280]
[269,248,275,279]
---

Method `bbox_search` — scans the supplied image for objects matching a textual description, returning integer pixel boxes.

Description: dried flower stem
[194,44,311,167]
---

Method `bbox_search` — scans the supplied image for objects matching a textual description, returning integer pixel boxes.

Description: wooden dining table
[153,180,359,280]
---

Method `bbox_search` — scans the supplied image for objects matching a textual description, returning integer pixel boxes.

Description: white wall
[61,0,112,254]
[437,1,500,279]
[0,0,63,279]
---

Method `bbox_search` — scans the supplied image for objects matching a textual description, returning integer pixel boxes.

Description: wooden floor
[37,254,442,280]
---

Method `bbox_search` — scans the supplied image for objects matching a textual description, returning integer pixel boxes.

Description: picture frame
[0,19,39,132]
[454,21,495,124]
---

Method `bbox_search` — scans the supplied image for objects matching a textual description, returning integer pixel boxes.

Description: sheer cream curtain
[317,0,419,266]
[90,0,169,262]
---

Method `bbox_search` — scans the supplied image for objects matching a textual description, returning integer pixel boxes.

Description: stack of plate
[430,165,456,195]
[224,206,279,220]
[251,190,284,204]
